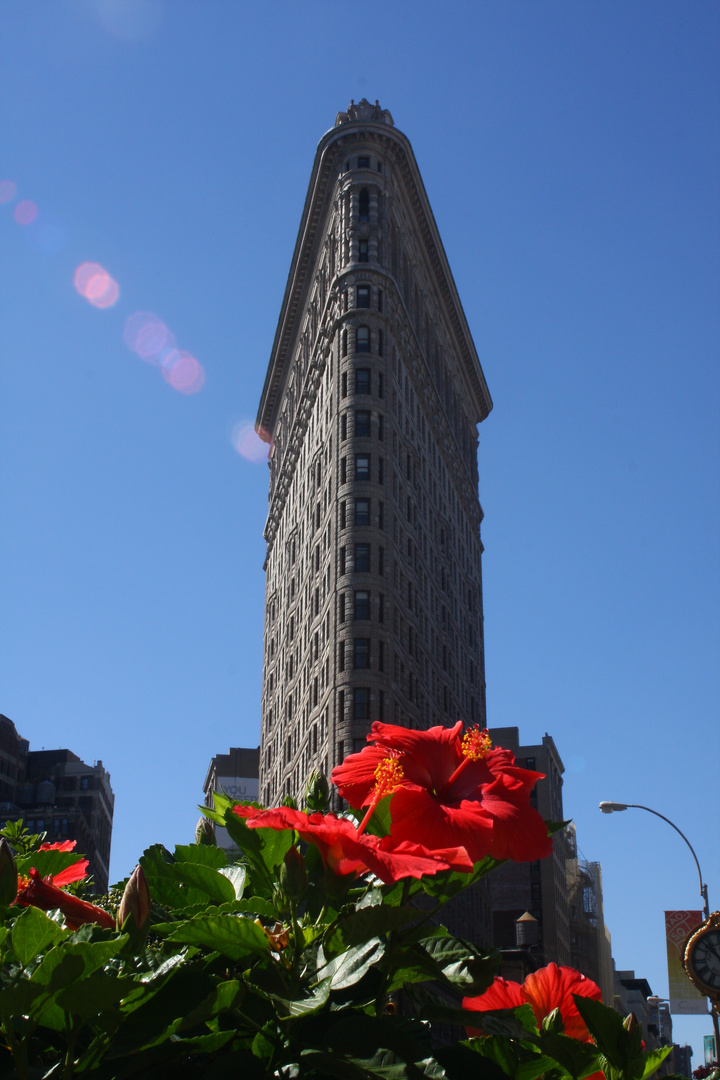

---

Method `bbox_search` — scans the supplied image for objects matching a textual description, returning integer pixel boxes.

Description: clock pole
[599,800,719,1057]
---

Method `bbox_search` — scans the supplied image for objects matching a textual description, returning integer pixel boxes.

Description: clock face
[688,928,720,992]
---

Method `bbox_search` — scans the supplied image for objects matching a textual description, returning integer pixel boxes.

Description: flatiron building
[256,100,492,807]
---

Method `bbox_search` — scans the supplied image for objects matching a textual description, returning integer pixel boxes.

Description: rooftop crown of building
[335,98,394,128]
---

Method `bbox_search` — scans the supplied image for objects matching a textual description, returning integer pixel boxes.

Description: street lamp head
[599,801,628,813]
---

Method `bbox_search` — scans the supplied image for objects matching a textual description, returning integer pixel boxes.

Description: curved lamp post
[599,800,719,1055]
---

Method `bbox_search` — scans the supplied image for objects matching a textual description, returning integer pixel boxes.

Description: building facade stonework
[256,102,492,807]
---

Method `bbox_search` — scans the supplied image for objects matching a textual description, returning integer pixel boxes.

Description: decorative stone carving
[335,99,394,127]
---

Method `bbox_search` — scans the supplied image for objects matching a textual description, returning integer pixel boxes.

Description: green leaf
[466,1004,540,1040]
[320,936,386,990]
[158,914,270,959]
[327,904,421,954]
[54,971,137,1018]
[573,996,633,1071]
[31,936,127,989]
[11,905,65,965]
[219,863,247,899]
[139,844,236,908]
[536,1032,604,1080]
[421,933,497,993]
[15,848,89,882]
[174,843,227,868]
[640,1048,673,1080]
[248,968,333,1018]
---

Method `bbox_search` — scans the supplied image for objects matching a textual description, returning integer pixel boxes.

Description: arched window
[358,188,369,221]
[357,326,370,353]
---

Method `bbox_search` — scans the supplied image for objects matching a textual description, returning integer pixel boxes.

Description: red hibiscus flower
[233,805,472,885]
[332,722,553,864]
[15,867,114,930]
[463,963,603,1041]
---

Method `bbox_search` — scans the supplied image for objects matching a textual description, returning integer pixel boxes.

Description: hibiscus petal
[463,978,527,1035]
[369,721,464,791]
[523,964,602,1040]
[388,786,496,864]
[52,860,89,887]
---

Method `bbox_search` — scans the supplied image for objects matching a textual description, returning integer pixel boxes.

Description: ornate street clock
[683,912,720,1010]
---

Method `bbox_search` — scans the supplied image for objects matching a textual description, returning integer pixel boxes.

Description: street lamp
[599,800,718,1054]
[599,802,709,917]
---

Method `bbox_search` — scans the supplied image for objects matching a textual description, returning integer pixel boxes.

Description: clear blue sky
[1,0,718,1059]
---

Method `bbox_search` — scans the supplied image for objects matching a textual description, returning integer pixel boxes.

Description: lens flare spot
[124,311,175,362]
[232,422,270,463]
[74,262,120,308]
[14,200,38,225]
[161,350,205,394]
[0,180,17,204]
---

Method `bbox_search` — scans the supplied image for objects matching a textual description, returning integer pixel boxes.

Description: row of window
[339,543,384,576]
[338,637,384,671]
[345,284,383,312]
[338,590,384,622]
[340,454,384,485]
[341,367,383,397]
[341,327,384,357]
[344,158,382,173]
[340,498,384,529]
[337,686,384,722]
[340,410,384,440]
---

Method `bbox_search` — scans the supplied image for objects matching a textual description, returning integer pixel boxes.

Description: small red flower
[463,963,603,1041]
[15,867,114,930]
[332,722,553,864]
[233,805,472,884]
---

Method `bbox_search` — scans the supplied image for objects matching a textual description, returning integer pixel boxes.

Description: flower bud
[195,817,216,846]
[623,1011,643,1055]
[280,846,307,901]
[304,771,330,813]
[0,839,17,907]
[118,865,151,937]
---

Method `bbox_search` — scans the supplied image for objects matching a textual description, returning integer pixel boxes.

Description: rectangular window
[378,289,383,313]
[338,641,345,671]
[355,410,370,437]
[341,372,348,399]
[353,687,370,719]
[356,368,371,393]
[341,412,347,440]
[378,330,384,356]
[355,543,370,572]
[354,590,370,619]
[358,156,370,168]
[378,640,385,672]
[339,593,346,622]
[338,691,345,721]
[378,547,384,576]
[342,330,348,358]
[378,690,385,720]
[357,327,370,353]
[340,546,346,575]
[341,457,347,484]
[378,414,384,441]
[378,501,384,530]
[354,638,370,669]
[355,454,370,481]
[378,458,384,484]
[355,498,370,526]
[340,501,346,529]
[378,372,384,398]
[313,677,318,706]
[359,239,369,263]
[378,593,385,622]
[357,285,370,309]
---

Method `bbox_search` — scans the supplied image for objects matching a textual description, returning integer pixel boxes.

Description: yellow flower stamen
[373,756,405,799]
[357,755,405,836]
[461,726,492,761]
